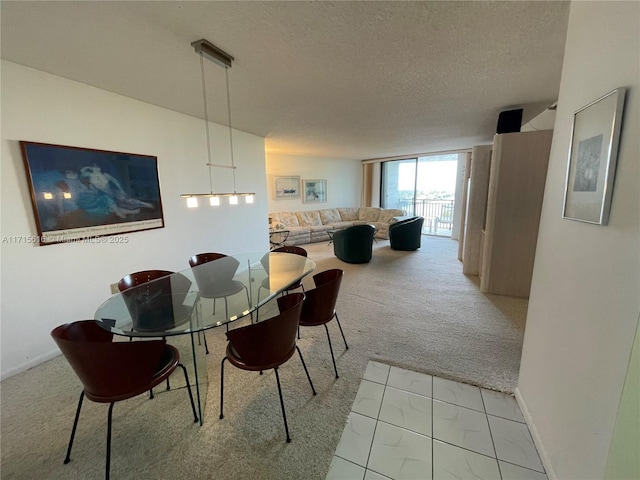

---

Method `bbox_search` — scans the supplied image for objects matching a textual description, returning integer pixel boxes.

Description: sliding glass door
[381,153,460,237]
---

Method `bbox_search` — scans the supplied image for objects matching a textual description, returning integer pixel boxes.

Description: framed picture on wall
[274,176,301,200]
[562,87,626,225]
[302,179,327,204]
[20,141,164,245]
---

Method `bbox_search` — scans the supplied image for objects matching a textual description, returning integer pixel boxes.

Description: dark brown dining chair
[257,246,308,302]
[189,253,251,327]
[219,292,316,443]
[299,268,348,379]
[51,320,198,480]
[118,269,204,364]
[117,270,194,333]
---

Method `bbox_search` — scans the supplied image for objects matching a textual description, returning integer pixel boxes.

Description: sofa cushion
[296,210,322,227]
[329,221,356,230]
[338,208,359,221]
[270,212,284,224]
[378,208,405,223]
[279,211,300,227]
[319,208,342,224]
[358,207,382,222]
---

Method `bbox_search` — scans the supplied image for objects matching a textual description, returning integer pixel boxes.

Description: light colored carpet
[0,236,527,480]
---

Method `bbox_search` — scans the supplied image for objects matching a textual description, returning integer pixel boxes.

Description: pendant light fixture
[181,39,255,207]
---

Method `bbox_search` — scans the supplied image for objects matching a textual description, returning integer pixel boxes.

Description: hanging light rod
[191,39,234,68]
[182,38,255,208]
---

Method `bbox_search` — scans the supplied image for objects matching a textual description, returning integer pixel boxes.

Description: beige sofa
[269,207,406,246]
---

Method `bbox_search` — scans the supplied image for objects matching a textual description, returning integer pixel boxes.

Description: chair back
[51,320,167,401]
[389,216,425,251]
[117,270,192,332]
[300,269,343,326]
[261,246,308,272]
[189,253,241,297]
[272,246,308,257]
[225,293,304,368]
[262,246,308,292]
[333,224,375,263]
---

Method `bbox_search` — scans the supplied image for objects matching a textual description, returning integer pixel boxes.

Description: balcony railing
[395,199,455,237]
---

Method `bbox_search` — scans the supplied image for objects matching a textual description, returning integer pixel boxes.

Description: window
[381,153,461,236]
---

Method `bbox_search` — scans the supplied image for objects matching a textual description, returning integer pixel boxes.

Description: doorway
[381,154,460,237]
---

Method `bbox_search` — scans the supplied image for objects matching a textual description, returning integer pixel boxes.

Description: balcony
[395,199,454,237]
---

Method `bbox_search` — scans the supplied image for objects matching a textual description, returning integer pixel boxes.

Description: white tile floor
[326,361,548,480]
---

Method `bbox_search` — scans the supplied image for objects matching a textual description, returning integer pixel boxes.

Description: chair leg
[64,391,85,464]
[244,285,251,311]
[162,337,171,390]
[273,367,291,443]
[177,363,199,423]
[245,286,255,323]
[334,313,349,350]
[197,330,210,354]
[324,324,339,379]
[106,402,115,480]
[219,357,228,419]
[296,346,317,395]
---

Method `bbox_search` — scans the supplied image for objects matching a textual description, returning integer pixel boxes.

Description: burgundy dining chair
[298,268,348,378]
[189,253,251,327]
[219,292,316,443]
[51,320,198,480]
[257,246,308,304]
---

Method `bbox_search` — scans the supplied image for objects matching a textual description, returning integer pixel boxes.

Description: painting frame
[274,176,301,200]
[302,179,327,204]
[562,87,626,225]
[20,141,165,246]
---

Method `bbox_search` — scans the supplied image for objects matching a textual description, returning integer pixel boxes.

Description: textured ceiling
[0,1,570,160]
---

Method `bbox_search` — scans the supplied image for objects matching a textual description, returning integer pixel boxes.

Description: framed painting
[562,87,626,225]
[303,179,327,204]
[20,141,164,245]
[274,176,301,200]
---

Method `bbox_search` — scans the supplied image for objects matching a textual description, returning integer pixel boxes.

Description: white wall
[521,108,557,132]
[517,3,639,479]
[0,61,269,378]
[265,153,361,213]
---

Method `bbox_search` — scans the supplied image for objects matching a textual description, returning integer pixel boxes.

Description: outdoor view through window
[381,154,460,237]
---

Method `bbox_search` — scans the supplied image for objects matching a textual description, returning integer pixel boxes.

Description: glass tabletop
[94,252,316,337]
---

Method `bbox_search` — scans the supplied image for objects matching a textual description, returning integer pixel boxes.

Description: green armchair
[333,224,375,263]
[389,216,425,251]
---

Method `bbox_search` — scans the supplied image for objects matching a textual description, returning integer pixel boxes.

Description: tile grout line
[431,374,434,480]
[362,366,390,479]
[481,390,503,480]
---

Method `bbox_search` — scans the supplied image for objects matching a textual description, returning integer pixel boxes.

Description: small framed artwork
[562,87,626,225]
[274,176,301,200]
[20,141,164,245]
[303,179,327,204]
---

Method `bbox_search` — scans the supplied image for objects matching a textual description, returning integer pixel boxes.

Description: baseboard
[0,349,60,381]
[514,386,557,480]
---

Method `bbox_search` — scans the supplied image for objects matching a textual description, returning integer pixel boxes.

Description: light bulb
[229,195,239,205]
[186,197,198,208]
[245,195,254,204]
[209,196,220,206]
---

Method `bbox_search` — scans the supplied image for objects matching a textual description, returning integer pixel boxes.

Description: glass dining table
[94,251,316,424]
